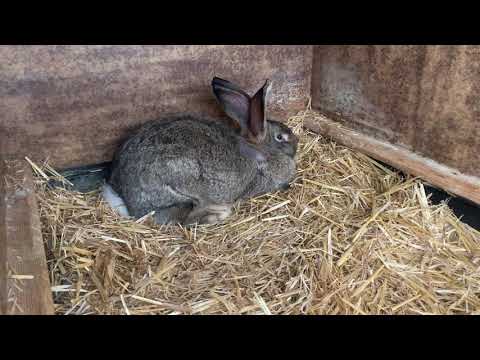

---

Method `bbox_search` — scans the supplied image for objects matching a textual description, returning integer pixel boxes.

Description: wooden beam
[0,159,6,314]
[0,158,55,315]
[303,115,480,206]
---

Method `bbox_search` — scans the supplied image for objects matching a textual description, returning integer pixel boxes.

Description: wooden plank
[0,159,6,314]
[303,115,480,206]
[0,158,55,315]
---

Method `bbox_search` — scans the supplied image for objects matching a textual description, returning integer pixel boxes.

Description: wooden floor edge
[0,158,7,315]
[0,158,55,315]
[303,117,480,206]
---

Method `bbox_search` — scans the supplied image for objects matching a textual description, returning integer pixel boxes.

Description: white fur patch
[102,183,130,217]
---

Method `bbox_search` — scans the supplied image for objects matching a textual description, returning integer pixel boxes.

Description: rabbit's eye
[275,133,289,143]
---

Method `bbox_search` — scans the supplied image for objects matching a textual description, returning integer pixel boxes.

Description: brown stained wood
[0,45,312,170]
[304,116,480,206]
[311,45,480,178]
[0,160,6,314]
[0,158,54,315]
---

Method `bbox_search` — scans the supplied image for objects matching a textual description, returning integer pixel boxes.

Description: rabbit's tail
[101,183,130,217]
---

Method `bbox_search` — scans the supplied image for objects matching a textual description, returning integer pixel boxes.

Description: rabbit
[102,182,130,217]
[103,76,299,225]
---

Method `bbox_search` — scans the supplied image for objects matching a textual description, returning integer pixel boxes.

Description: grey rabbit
[103,76,299,225]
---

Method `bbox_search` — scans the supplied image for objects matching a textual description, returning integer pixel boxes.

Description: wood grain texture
[311,45,480,178]
[304,116,480,206]
[0,159,6,314]
[0,158,54,315]
[0,45,312,169]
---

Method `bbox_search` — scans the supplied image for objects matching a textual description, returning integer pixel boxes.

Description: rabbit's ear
[249,79,271,143]
[212,77,251,134]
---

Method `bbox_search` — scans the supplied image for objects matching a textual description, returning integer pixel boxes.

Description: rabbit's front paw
[201,204,232,224]
[187,204,232,225]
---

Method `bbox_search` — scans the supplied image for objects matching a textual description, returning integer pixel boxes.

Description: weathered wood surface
[312,45,480,178]
[0,45,312,169]
[0,158,55,315]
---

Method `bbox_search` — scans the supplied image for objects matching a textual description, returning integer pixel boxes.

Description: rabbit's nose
[280,183,291,191]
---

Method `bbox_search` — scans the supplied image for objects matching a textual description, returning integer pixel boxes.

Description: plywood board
[312,45,480,178]
[0,45,312,169]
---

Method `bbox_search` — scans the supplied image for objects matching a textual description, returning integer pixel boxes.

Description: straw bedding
[31,108,480,315]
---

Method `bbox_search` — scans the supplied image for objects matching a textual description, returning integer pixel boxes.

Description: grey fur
[108,79,298,226]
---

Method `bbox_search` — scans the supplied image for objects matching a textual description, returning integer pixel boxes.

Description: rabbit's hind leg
[152,203,194,225]
[102,183,130,217]
[185,204,232,225]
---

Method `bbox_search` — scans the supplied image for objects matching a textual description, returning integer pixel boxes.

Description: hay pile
[31,109,480,315]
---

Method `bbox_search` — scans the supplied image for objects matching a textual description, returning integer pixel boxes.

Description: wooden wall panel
[0,45,312,169]
[311,45,480,178]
